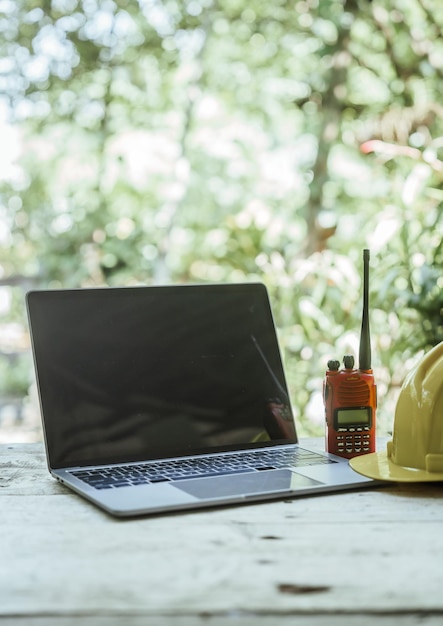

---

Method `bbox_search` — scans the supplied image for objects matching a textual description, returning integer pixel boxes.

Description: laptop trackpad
[173,469,323,500]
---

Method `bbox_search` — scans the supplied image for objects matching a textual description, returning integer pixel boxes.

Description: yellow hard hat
[350,341,443,482]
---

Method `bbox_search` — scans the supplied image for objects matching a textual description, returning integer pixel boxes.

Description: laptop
[26,282,376,517]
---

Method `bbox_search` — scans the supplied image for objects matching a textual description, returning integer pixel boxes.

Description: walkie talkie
[323,249,377,458]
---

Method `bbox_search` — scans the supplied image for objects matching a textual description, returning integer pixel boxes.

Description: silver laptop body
[26,283,376,517]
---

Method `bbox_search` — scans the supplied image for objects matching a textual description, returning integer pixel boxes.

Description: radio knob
[343,355,355,369]
[327,360,340,371]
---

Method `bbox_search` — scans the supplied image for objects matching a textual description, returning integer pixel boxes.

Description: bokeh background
[0,0,442,442]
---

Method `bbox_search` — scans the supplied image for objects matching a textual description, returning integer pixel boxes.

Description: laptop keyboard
[70,447,335,490]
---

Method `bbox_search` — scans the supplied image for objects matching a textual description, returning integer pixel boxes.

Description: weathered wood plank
[1,616,443,626]
[0,443,63,495]
[1,443,443,621]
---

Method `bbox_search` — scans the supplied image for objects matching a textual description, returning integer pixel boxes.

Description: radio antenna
[359,249,371,371]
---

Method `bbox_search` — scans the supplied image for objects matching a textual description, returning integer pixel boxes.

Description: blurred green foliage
[0,0,442,436]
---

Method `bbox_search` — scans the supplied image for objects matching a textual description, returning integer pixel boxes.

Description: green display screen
[336,408,371,426]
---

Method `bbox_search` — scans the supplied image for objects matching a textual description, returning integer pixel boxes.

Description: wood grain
[1,442,443,624]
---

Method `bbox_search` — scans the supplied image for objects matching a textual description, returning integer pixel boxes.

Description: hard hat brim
[349,451,443,482]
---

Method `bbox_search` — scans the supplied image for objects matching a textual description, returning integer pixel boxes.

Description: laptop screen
[27,283,297,468]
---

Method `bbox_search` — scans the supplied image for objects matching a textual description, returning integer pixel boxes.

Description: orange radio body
[324,357,376,458]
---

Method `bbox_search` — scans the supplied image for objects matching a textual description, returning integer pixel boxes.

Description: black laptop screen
[27,283,297,468]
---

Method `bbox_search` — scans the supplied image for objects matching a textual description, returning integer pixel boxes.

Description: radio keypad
[336,427,371,455]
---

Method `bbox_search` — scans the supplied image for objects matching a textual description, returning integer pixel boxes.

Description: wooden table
[1,440,443,626]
